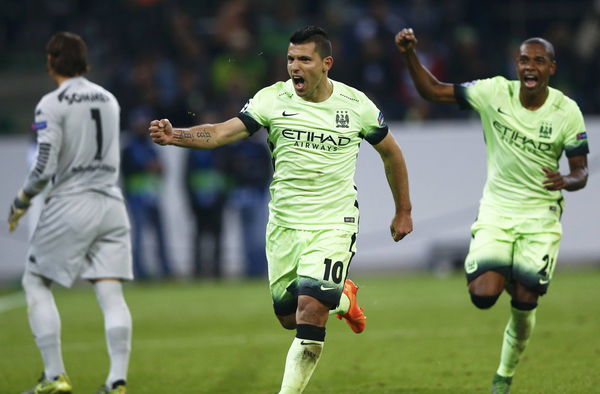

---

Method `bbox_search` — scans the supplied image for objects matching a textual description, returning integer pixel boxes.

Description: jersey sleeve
[359,96,388,145]
[563,103,589,158]
[236,85,274,135]
[454,77,500,112]
[22,97,63,196]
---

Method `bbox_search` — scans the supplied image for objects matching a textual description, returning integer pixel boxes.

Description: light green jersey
[237,79,388,231]
[455,76,589,218]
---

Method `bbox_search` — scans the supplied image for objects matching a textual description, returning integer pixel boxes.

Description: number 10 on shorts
[323,258,344,284]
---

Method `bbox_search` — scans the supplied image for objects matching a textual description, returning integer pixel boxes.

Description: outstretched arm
[395,28,456,103]
[373,133,413,241]
[149,117,250,149]
[542,155,588,191]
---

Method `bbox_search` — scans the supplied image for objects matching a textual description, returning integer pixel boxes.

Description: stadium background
[1,0,599,281]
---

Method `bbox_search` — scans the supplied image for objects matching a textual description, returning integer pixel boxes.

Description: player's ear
[323,56,333,72]
[46,55,54,78]
[549,60,556,76]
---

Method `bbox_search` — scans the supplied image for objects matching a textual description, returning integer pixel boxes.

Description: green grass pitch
[1,269,598,393]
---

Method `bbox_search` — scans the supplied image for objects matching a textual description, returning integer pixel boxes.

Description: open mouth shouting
[523,74,538,89]
[292,75,305,92]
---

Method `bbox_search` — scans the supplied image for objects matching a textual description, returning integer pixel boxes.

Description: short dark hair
[521,37,555,62]
[46,32,89,76]
[289,26,332,59]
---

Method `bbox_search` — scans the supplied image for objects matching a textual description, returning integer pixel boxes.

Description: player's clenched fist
[395,28,417,52]
[390,211,413,242]
[149,118,174,146]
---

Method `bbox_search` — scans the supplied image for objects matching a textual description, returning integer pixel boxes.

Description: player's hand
[542,167,567,190]
[8,190,31,232]
[390,211,413,242]
[149,118,174,146]
[395,28,417,53]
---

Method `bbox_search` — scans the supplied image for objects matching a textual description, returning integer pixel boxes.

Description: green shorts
[266,222,357,316]
[464,210,562,294]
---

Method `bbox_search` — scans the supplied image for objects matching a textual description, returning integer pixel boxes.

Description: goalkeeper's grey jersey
[24,76,123,200]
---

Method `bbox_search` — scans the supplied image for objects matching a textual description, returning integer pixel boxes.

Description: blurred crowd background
[1,0,599,280]
[2,0,600,131]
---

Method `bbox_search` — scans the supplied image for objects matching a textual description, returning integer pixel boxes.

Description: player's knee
[470,293,500,309]
[511,299,537,311]
[21,271,42,293]
[21,271,52,306]
[21,272,31,291]
[297,295,330,326]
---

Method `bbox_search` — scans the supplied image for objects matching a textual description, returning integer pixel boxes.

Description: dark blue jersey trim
[454,84,472,110]
[236,112,262,135]
[365,125,388,145]
[565,144,589,158]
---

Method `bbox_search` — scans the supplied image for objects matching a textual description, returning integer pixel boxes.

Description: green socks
[496,305,537,377]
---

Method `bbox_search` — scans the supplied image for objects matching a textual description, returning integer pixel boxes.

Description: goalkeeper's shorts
[26,191,133,287]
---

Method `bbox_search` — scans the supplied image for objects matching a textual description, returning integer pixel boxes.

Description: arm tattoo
[173,129,194,141]
[173,128,212,143]
[196,129,211,140]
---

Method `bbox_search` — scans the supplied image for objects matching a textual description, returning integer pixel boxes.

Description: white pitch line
[0,291,26,314]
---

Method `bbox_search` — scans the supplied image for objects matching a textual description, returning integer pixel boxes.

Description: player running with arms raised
[395,28,588,393]
[8,32,132,394]
[150,25,413,393]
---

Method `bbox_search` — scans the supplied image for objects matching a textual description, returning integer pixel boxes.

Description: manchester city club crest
[539,121,552,139]
[336,110,350,128]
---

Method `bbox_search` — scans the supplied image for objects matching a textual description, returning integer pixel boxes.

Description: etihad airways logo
[282,128,350,151]
[492,120,552,153]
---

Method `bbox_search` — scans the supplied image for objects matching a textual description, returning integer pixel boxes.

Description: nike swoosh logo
[282,111,299,116]
[539,278,549,285]
[300,341,320,345]
[497,107,509,115]
[320,285,336,291]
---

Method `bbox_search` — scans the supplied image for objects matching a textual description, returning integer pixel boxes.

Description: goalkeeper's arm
[8,189,33,232]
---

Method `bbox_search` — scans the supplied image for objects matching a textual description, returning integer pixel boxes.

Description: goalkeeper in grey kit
[8,32,132,394]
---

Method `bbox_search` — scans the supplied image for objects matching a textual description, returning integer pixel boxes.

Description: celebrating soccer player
[395,28,589,393]
[150,25,413,393]
[8,32,132,394]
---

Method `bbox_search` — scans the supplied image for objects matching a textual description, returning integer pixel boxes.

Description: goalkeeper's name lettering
[58,90,109,105]
[71,164,116,173]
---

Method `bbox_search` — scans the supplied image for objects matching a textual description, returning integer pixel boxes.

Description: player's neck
[51,72,80,86]
[519,87,549,111]
[305,79,333,103]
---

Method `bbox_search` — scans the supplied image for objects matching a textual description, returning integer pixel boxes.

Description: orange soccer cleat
[336,279,366,333]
